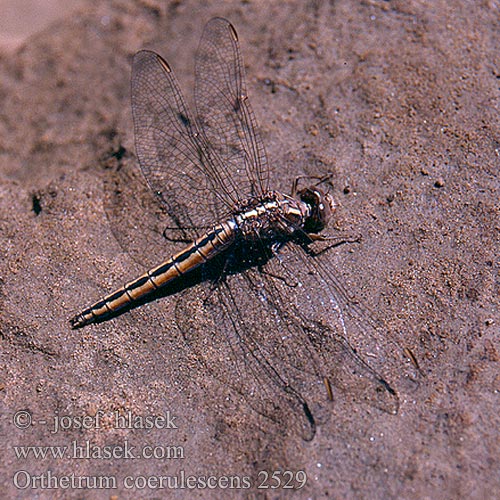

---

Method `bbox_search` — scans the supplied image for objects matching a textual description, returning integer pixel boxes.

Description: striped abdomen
[70,221,237,328]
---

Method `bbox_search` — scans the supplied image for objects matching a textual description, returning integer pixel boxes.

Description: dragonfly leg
[301,233,361,257]
[291,172,334,197]
[307,232,361,244]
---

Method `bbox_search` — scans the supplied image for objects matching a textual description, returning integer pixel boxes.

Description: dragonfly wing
[175,266,319,441]
[263,241,403,414]
[131,49,235,231]
[195,17,270,199]
[176,233,405,440]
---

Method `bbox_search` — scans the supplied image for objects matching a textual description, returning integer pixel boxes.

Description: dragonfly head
[298,187,336,233]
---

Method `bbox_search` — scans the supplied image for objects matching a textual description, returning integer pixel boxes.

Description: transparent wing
[262,242,403,415]
[176,241,402,441]
[195,17,270,199]
[176,268,319,441]
[131,49,236,233]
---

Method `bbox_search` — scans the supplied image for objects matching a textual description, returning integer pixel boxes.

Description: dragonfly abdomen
[70,221,237,328]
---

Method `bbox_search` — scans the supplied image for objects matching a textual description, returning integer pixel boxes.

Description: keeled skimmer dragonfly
[70,17,400,440]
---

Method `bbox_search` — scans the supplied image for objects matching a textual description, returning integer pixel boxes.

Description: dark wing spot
[378,377,397,396]
[228,22,238,41]
[178,112,191,128]
[233,97,241,112]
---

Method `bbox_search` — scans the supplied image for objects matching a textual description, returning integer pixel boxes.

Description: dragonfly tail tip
[69,314,92,329]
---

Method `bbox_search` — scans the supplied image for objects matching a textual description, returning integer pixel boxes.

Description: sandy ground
[0,0,498,498]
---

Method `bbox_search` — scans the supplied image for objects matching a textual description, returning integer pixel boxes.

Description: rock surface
[0,0,498,498]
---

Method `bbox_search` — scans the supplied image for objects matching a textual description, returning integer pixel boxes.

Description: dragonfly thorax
[234,191,307,241]
[234,189,333,241]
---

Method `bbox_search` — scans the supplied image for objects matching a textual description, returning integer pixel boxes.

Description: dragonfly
[70,17,400,440]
